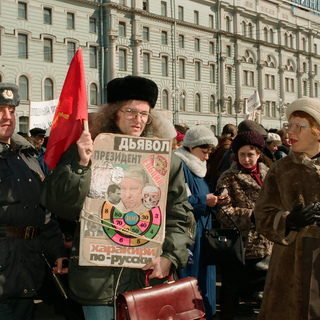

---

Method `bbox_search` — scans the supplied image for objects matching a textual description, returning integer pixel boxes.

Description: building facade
[1,0,320,134]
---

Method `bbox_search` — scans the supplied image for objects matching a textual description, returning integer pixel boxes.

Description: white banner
[29,99,59,134]
[246,91,261,115]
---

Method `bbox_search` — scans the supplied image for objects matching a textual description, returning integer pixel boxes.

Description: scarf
[238,162,262,186]
[174,147,207,177]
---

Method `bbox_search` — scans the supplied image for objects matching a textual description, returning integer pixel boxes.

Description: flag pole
[83,120,89,132]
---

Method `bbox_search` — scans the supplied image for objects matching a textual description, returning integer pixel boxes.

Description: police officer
[0,83,66,320]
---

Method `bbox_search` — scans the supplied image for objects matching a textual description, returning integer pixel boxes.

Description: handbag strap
[205,205,241,232]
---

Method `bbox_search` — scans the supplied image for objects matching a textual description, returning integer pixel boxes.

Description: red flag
[45,48,88,171]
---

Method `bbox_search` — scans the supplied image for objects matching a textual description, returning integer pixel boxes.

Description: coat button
[77,169,83,174]
[24,289,28,293]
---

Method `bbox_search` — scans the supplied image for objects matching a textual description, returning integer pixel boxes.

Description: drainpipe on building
[99,0,105,104]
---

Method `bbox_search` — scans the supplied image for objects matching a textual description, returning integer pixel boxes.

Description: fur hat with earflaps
[106,76,158,108]
[0,83,20,107]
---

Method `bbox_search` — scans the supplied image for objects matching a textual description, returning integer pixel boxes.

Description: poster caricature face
[79,134,171,268]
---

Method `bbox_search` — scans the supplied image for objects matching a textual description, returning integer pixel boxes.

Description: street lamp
[277,98,286,128]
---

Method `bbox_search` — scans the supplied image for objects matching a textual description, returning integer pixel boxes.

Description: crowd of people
[1,77,320,320]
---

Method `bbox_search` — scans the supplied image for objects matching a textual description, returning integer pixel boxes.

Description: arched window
[44,78,53,101]
[19,75,28,100]
[162,89,169,110]
[179,92,186,111]
[269,29,274,44]
[195,93,201,112]
[90,83,98,105]
[302,37,307,51]
[210,95,215,113]
[226,97,232,114]
[264,27,268,42]
[248,23,253,38]
[242,21,246,36]
[284,33,288,47]
[289,34,293,48]
[226,16,230,33]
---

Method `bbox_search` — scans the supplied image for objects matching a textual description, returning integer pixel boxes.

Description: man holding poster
[40,75,195,320]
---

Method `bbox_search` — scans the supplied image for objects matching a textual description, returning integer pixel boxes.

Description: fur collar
[226,161,269,189]
[174,147,207,177]
[289,150,320,169]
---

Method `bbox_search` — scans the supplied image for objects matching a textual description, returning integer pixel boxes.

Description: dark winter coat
[0,134,65,300]
[255,151,320,320]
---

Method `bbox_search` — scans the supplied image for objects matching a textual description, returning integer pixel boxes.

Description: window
[178,6,184,21]
[119,49,126,71]
[179,92,186,111]
[314,44,317,54]
[90,83,98,105]
[248,23,253,38]
[19,76,28,100]
[303,80,308,96]
[209,42,214,55]
[272,102,276,117]
[118,22,126,37]
[303,62,307,73]
[265,101,270,117]
[89,17,97,33]
[161,31,168,45]
[271,75,275,89]
[67,12,75,29]
[226,45,231,57]
[178,35,184,48]
[289,34,293,48]
[195,62,201,81]
[226,16,230,33]
[143,53,150,74]
[161,2,167,17]
[194,11,199,25]
[209,15,214,28]
[264,27,268,42]
[90,46,97,68]
[143,27,149,41]
[19,116,29,133]
[285,77,295,92]
[195,93,201,112]
[315,83,318,97]
[226,67,232,85]
[195,38,200,51]
[291,79,295,92]
[44,78,53,100]
[270,29,274,44]
[179,59,185,79]
[314,64,318,75]
[143,0,149,11]
[161,56,168,76]
[44,38,53,62]
[242,21,246,37]
[67,42,76,64]
[162,90,169,110]
[18,2,27,19]
[265,74,270,89]
[43,7,52,24]
[227,97,232,114]
[302,37,307,51]
[210,95,215,113]
[210,64,215,83]
[18,34,28,59]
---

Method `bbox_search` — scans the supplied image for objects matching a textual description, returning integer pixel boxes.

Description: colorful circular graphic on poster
[101,201,162,247]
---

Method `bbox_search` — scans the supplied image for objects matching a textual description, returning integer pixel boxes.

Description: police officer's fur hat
[0,83,20,107]
[107,76,158,108]
[30,127,46,136]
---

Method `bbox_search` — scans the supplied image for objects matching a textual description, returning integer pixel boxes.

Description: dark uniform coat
[0,134,65,299]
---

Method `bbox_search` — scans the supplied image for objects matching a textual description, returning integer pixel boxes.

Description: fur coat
[255,151,320,320]
[216,161,272,259]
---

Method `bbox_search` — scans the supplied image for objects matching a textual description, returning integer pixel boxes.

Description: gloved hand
[286,203,318,231]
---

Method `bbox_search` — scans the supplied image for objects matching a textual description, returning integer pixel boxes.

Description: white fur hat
[182,125,218,148]
[286,98,320,125]
[266,133,281,143]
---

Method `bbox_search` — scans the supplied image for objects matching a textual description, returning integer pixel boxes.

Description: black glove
[286,203,317,231]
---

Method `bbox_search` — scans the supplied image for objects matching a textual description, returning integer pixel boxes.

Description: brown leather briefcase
[116,271,206,320]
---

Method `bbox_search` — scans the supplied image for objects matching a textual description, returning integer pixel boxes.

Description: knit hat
[231,131,265,154]
[182,125,218,148]
[238,120,268,138]
[266,132,281,143]
[286,97,320,126]
[106,76,158,108]
[0,83,20,107]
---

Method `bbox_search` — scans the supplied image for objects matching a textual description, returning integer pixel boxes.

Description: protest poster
[29,99,59,133]
[79,133,171,268]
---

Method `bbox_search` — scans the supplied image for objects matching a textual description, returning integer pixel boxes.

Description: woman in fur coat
[216,131,272,320]
[255,97,320,320]
[174,125,219,320]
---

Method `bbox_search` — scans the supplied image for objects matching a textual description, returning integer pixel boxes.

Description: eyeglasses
[283,122,309,134]
[120,108,152,124]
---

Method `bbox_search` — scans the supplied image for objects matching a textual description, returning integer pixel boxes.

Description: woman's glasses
[283,122,309,134]
[120,108,152,124]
